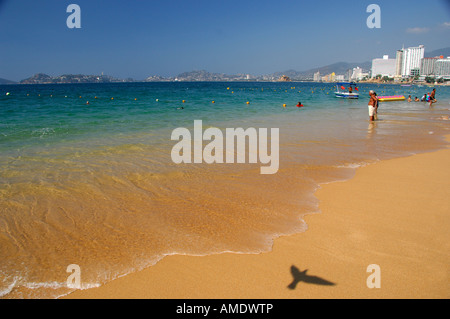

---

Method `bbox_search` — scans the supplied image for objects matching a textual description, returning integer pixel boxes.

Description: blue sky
[1,0,449,81]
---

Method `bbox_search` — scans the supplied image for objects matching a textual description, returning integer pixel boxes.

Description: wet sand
[64,137,450,299]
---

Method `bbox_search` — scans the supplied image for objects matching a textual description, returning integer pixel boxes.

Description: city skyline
[10,44,449,84]
[1,0,450,82]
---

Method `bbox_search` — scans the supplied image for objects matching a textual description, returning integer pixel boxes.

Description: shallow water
[0,82,449,298]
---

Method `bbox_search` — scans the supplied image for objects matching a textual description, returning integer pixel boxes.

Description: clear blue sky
[1,0,449,81]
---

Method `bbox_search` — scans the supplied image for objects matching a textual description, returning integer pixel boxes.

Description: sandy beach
[64,137,450,299]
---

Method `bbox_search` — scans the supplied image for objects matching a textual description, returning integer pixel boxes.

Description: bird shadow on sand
[287,265,336,290]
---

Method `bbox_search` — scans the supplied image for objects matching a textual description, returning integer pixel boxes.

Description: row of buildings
[313,67,370,83]
[314,45,449,83]
[371,45,450,80]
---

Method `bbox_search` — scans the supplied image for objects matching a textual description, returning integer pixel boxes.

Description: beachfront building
[371,55,396,78]
[394,49,404,81]
[345,69,352,81]
[420,57,440,76]
[360,72,370,79]
[321,72,335,82]
[410,68,420,77]
[395,49,403,76]
[351,67,362,80]
[434,57,450,78]
[313,71,321,82]
[349,67,369,81]
[401,45,425,78]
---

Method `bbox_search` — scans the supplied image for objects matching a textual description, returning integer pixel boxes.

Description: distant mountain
[268,61,371,81]
[426,47,450,58]
[176,70,252,81]
[145,70,254,82]
[20,73,134,84]
[301,61,371,76]
[15,59,375,85]
[20,73,53,84]
[145,75,171,82]
[157,61,372,82]
[0,78,17,84]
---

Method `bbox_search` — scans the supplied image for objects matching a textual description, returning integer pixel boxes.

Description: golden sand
[64,138,450,299]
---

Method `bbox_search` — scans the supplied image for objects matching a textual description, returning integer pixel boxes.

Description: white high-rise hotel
[397,45,425,77]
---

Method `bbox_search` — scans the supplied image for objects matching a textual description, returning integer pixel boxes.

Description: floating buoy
[182,100,185,103]
[134,98,137,101]
[283,104,286,107]
[212,101,215,103]
[111,97,114,100]
[227,87,230,90]
[246,101,250,104]
[95,96,97,99]
[79,96,82,98]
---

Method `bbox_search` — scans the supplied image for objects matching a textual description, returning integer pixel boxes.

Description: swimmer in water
[296,101,304,107]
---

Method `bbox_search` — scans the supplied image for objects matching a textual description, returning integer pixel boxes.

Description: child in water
[296,101,304,107]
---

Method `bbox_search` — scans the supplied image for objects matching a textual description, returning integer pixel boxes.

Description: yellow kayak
[377,95,405,102]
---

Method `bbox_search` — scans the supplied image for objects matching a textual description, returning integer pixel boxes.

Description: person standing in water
[373,92,379,120]
[368,90,378,121]
[429,88,437,106]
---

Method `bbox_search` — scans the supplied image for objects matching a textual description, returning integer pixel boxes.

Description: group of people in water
[406,88,437,106]
[370,88,437,121]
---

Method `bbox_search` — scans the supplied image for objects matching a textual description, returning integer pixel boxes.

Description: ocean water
[0,82,449,298]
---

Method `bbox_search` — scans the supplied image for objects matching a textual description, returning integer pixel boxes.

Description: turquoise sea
[0,81,449,298]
